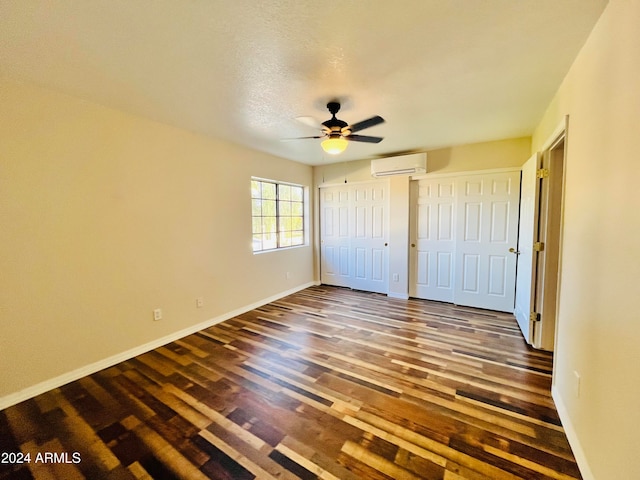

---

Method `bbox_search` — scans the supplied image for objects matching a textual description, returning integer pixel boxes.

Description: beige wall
[0,81,314,404]
[532,1,640,478]
[313,136,531,186]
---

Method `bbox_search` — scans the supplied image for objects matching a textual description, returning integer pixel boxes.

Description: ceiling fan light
[321,137,348,155]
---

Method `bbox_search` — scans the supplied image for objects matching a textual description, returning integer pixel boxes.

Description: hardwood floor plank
[121,415,210,480]
[341,440,426,480]
[0,286,582,479]
[127,461,154,480]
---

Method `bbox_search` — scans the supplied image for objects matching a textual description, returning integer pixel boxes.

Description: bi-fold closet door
[409,170,521,312]
[320,181,389,294]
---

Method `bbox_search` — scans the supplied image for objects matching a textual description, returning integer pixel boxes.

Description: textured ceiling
[0,0,608,165]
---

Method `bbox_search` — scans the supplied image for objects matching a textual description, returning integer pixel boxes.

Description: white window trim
[251,177,308,254]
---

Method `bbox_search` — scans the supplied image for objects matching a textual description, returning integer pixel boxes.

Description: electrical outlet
[392,273,399,282]
[196,297,204,308]
[153,308,162,321]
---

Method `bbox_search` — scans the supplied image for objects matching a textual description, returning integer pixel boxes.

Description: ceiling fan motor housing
[322,102,349,134]
[326,101,341,115]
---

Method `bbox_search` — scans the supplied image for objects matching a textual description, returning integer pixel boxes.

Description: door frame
[531,117,569,350]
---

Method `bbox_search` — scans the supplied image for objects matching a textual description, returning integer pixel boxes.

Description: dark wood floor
[0,286,581,480]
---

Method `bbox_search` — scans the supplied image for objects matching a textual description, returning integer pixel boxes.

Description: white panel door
[514,153,541,343]
[320,182,389,294]
[320,186,351,288]
[454,171,521,312]
[409,178,456,302]
[349,183,389,293]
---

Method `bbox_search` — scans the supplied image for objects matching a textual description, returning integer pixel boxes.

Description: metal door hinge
[533,241,545,252]
[536,168,550,179]
[530,312,541,322]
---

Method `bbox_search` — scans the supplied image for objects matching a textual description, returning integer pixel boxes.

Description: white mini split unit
[370,152,427,178]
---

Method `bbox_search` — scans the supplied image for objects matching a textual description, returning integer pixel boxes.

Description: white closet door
[349,183,389,293]
[409,178,456,302]
[454,171,520,312]
[320,182,389,294]
[320,186,351,288]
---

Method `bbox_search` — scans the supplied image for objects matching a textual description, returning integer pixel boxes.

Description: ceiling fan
[292,101,385,155]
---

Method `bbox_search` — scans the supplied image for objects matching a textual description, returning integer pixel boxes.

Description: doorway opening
[532,133,566,350]
[514,120,568,350]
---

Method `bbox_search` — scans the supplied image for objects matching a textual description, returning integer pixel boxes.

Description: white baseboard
[0,282,316,411]
[552,385,594,480]
[387,291,409,300]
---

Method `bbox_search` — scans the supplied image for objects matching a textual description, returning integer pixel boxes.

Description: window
[251,178,305,252]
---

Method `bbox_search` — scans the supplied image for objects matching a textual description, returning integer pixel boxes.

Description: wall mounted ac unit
[371,153,427,178]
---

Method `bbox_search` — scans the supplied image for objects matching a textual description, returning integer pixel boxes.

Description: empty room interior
[1,1,638,479]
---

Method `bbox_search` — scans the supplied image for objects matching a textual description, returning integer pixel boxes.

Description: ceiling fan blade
[346,134,383,144]
[296,116,325,130]
[280,135,325,141]
[347,115,385,133]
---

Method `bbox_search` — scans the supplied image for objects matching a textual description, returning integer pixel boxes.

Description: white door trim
[411,167,521,181]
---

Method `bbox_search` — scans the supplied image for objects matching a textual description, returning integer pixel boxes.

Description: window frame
[251,177,307,253]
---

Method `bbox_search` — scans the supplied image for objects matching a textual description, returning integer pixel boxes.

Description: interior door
[320,182,389,294]
[454,171,521,312]
[514,153,541,344]
[349,183,389,293]
[320,186,351,288]
[409,178,456,302]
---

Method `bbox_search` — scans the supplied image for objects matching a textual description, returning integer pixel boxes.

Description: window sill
[252,244,308,255]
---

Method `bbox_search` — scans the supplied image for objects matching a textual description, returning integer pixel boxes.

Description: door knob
[411,243,416,248]
[509,247,520,254]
